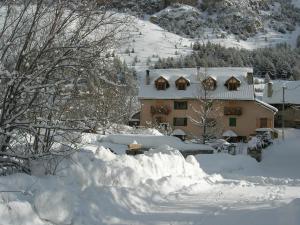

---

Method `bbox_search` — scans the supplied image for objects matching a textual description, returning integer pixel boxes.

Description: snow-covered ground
[1,129,300,225]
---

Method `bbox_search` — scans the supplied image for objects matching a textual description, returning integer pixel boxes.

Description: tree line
[155,41,300,80]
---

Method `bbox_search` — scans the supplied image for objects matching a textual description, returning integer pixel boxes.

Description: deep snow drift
[1,129,300,225]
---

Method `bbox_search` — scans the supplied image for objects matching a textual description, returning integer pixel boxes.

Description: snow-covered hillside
[118,0,300,67]
[119,16,300,68]
[118,17,193,69]
[1,129,300,225]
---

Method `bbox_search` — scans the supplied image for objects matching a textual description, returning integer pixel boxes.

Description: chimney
[267,82,273,97]
[246,72,253,84]
[146,70,150,85]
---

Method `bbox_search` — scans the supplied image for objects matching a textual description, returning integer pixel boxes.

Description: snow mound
[34,190,74,225]
[0,201,45,225]
[62,146,212,194]
[102,134,214,151]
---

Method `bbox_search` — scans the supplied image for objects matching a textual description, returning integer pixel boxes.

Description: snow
[255,98,278,112]
[256,127,277,132]
[171,129,186,136]
[119,16,193,68]
[34,190,74,225]
[263,80,300,104]
[292,0,300,8]
[198,26,300,50]
[139,67,255,100]
[1,129,300,225]
[119,14,300,68]
[222,130,238,137]
[102,134,214,151]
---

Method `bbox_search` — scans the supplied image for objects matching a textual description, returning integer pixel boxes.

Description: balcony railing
[151,105,171,115]
[224,107,242,116]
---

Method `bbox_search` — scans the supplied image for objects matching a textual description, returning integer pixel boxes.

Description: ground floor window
[260,118,268,128]
[173,117,187,126]
[229,117,236,127]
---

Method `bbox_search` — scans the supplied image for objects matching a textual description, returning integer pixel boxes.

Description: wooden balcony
[224,107,242,116]
[150,105,171,115]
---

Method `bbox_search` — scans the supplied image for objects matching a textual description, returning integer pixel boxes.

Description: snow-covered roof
[171,129,186,136]
[255,99,278,113]
[138,67,255,100]
[255,128,276,132]
[262,80,300,105]
[222,130,238,137]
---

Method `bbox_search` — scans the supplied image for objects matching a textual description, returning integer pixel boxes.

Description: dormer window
[175,77,190,90]
[202,76,217,90]
[225,76,241,91]
[155,76,169,90]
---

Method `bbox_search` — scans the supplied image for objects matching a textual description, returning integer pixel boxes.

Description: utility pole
[282,85,286,141]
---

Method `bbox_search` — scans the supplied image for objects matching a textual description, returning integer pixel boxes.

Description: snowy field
[1,129,300,225]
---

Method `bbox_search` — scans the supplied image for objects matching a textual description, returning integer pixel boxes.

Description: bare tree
[188,68,223,144]
[0,0,131,174]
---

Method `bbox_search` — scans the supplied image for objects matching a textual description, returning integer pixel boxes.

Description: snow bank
[259,129,300,179]
[197,129,300,180]
[0,145,217,225]
[34,190,74,225]
[102,134,214,151]
[62,146,213,193]
[196,153,259,175]
[1,129,300,225]
[0,201,45,225]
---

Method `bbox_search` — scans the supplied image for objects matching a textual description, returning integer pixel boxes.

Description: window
[173,117,187,126]
[228,80,238,91]
[225,77,240,91]
[156,81,166,90]
[260,118,268,128]
[224,107,242,115]
[177,82,186,90]
[202,77,216,90]
[155,77,169,90]
[175,77,190,90]
[229,117,236,127]
[174,101,188,110]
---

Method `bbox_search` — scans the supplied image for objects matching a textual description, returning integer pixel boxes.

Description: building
[138,68,277,140]
[263,80,300,128]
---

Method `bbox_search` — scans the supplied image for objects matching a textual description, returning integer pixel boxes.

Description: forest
[154,41,300,80]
